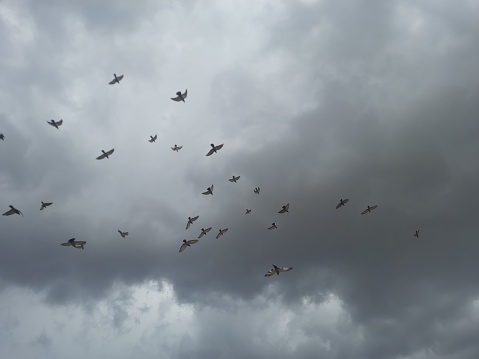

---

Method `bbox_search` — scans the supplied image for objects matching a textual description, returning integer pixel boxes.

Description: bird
[171,144,183,152]
[206,143,224,156]
[254,187,260,194]
[47,119,63,129]
[109,73,124,85]
[185,215,199,230]
[228,175,240,183]
[264,265,293,277]
[198,227,212,238]
[96,148,115,160]
[40,201,53,210]
[245,209,252,215]
[335,198,350,209]
[202,185,214,195]
[361,205,378,215]
[171,89,187,102]
[414,230,420,238]
[216,228,229,239]
[118,230,129,238]
[179,239,198,252]
[2,205,23,217]
[278,203,289,213]
[268,222,277,230]
[0,133,4,140]
[148,135,157,143]
[61,238,86,250]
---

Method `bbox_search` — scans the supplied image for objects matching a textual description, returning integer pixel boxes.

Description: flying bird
[171,144,183,152]
[61,238,86,250]
[0,133,4,140]
[216,228,229,239]
[335,198,350,209]
[198,227,212,239]
[185,215,199,230]
[171,89,187,102]
[268,222,277,230]
[264,265,293,277]
[109,73,124,85]
[245,209,252,215]
[414,230,420,238]
[206,143,224,156]
[361,205,378,215]
[254,187,260,194]
[278,203,289,213]
[228,175,240,183]
[118,230,129,238]
[148,135,157,143]
[202,185,214,195]
[96,148,115,160]
[179,239,198,252]
[2,205,23,217]
[40,201,53,210]
[47,119,63,129]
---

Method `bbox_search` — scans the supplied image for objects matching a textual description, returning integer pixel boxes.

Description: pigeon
[148,135,157,143]
[96,148,115,160]
[171,144,183,152]
[118,230,129,238]
[61,238,86,250]
[245,209,252,215]
[335,198,350,209]
[0,133,4,140]
[278,203,289,214]
[2,205,23,217]
[47,119,63,129]
[228,175,240,183]
[40,201,53,210]
[254,187,260,194]
[171,89,187,102]
[186,215,199,230]
[179,239,198,252]
[361,205,378,215]
[264,265,293,277]
[206,143,224,156]
[198,227,212,239]
[414,230,420,238]
[202,185,214,195]
[216,228,229,239]
[109,73,124,85]
[268,222,277,230]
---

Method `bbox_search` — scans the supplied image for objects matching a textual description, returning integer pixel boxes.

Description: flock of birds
[1,73,421,278]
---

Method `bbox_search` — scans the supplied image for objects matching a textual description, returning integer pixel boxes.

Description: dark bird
[228,175,240,183]
[3,205,23,217]
[361,205,378,215]
[118,230,129,238]
[245,209,252,215]
[171,144,183,152]
[109,73,124,85]
[268,222,277,230]
[96,148,115,160]
[171,89,187,102]
[148,135,157,143]
[179,239,198,252]
[265,265,293,277]
[414,230,420,238]
[254,187,260,194]
[47,119,63,129]
[61,238,86,250]
[278,203,289,214]
[198,227,212,239]
[202,185,214,195]
[335,198,350,209]
[0,133,4,140]
[206,143,224,156]
[186,215,199,230]
[40,201,53,210]
[216,228,229,239]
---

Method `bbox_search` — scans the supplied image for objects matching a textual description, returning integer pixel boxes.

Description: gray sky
[1,0,479,358]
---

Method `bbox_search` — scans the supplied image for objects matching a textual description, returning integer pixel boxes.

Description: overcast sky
[1,0,479,358]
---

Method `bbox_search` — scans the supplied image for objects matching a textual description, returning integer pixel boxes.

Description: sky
[1,0,479,358]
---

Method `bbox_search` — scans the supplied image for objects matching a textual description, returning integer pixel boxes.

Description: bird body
[96,148,115,160]
[109,73,124,85]
[171,89,187,102]
[40,201,53,210]
[206,143,224,156]
[47,119,63,129]
[414,230,420,238]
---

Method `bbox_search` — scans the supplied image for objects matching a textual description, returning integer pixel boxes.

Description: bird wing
[177,146,182,150]
[215,144,224,151]
[108,78,117,85]
[179,243,188,252]
[2,208,15,216]
[186,221,192,229]
[106,148,115,156]
[278,208,286,214]
[182,89,187,98]
[216,232,222,239]
[47,120,55,127]
[279,267,293,272]
[191,215,199,221]
[61,242,73,246]
[116,75,124,82]
[335,202,343,209]
[370,205,378,211]
[187,239,198,245]
[205,227,212,233]
[202,190,210,195]
[96,153,106,160]
[264,269,275,277]
[361,208,369,215]
[171,95,182,101]
[206,148,215,156]
[228,178,234,182]
[268,225,275,230]
[223,228,229,233]
[56,120,63,127]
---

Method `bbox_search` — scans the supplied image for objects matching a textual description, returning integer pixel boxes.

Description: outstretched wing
[179,243,188,252]
[264,269,275,277]
[187,239,198,245]
[171,94,182,101]
[205,227,212,233]
[105,148,115,156]
[216,232,222,239]
[361,208,369,215]
[191,215,199,222]
[369,205,378,211]
[182,89,187,99]
[56,119,63,127]
[206,148,215,156]
[3,208,15,216]
[279,267,293,273]
[215,144,224,151]
[96,153,106,160]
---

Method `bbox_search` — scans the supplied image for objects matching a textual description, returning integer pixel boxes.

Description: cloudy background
[1,0,479,358]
